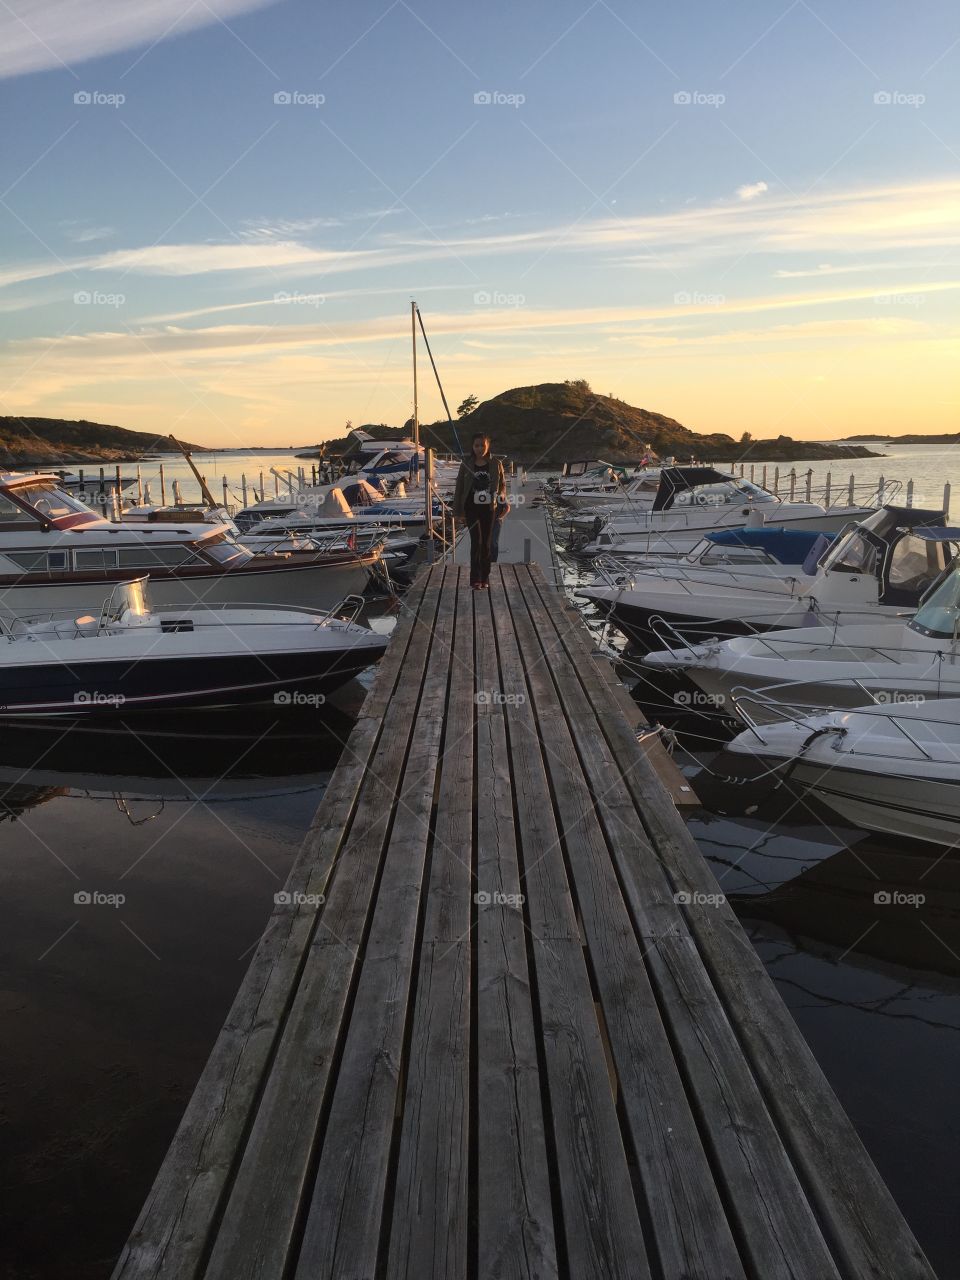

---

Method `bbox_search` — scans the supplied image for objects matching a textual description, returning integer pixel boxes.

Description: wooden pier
[113,563,935,1280]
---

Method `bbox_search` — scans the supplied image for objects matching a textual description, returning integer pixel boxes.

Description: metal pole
[173,479,183,504]
[159,463,166,506]
[411,299,419,451]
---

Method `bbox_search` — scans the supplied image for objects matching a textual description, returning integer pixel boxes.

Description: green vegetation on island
[0,417,208,468]
[305,382,883,465]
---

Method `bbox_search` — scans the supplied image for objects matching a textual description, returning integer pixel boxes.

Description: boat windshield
[4,483,95,522]
[673,479,772,508]
[909,567,960,639]
[820,530,878,576]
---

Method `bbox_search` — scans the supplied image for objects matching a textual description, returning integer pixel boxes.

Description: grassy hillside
[0,417,206,467]
[310,383,882,464]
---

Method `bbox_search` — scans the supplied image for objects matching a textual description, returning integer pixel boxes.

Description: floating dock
[113,556,935,1280]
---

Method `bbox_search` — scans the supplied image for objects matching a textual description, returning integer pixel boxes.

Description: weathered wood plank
[473,584,560,1280]
[386,567,474,1279]
[488,568,652,1280]
[501,567,753,1280]
[292,568,460,1279]
[525,564,936,1280]
[111,569,438,1280]
[200,567,452,1280]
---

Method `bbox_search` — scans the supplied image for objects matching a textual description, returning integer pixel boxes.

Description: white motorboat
[578,507,951,649]
[717,697,960,847]
[640,543,960,722]
[564,467,880,559]
[0,579,388,717]
[234,478,435,536]
[0,471,382,616]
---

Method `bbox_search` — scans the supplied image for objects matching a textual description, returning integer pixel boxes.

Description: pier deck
[113,563,934,1280]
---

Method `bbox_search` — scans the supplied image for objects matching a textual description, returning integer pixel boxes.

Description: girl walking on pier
[452,432,507,589]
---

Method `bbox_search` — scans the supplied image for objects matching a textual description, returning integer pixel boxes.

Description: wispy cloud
[0,0,280,79]
[736,181,769,201]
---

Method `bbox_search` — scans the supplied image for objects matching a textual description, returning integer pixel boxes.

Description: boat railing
[647,613,707,661]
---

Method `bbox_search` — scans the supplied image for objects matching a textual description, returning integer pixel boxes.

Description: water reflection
[0,700,356,1280]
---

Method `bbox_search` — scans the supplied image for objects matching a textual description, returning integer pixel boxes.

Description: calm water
[4,467,960,1278]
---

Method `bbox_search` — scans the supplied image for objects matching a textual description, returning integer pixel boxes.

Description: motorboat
[715,697,960,847]
[0,471,382,616]
[556,472,662,510]
[578,507,950,648]
[234,478,435,536]
[640,544,960,722]
[564,467,881,559]
[0,578,388,717]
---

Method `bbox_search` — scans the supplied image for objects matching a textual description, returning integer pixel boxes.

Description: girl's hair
[472,432,490,446]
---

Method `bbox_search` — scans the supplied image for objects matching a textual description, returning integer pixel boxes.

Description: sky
[0,0,958,445]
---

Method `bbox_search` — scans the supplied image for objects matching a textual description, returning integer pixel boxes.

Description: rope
[416,305,463,455]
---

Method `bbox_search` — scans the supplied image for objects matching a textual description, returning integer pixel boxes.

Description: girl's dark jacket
[451,452,507,520]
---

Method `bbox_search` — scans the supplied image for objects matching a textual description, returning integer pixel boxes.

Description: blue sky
[1,0,958,444]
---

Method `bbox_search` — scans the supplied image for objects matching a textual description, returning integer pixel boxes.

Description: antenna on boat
[169,435,218,509]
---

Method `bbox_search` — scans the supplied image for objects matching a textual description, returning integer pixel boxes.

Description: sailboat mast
[411,299,419,450]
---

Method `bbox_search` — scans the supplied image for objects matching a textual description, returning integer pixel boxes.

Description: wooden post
[805,469,813,502]
[222,476,229,509]
[159,463,166,506]
[749,464,755,482]
[260,470,265,502]
[906,479,914,508]
[173,479,183,504]
[877,475,884,506]
[944,482,951,517]
[312,464,317,486]
[824,471,832,507]
[274,473,280,497]
[241,474,248,507]
[789,468,796,500]
[144,482,152,505]
[99,466,106,515]
[761,465,767,490]
[424,447,434,561]
[136,465,143,505]
[773,467,779,496]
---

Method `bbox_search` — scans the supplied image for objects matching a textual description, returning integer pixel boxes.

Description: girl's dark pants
[466,496,494,585]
